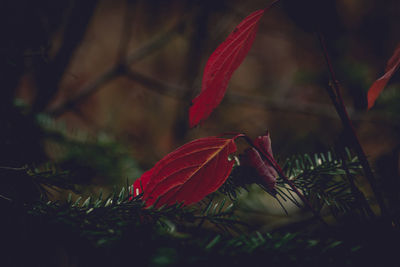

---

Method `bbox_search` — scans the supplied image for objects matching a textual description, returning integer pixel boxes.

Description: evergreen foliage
[280,149,363,215]
[2,131,397,266]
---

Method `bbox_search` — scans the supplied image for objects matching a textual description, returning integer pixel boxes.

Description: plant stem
[317,32,388,217]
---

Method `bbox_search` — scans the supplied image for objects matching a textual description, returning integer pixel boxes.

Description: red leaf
[189,9,265,127]
[367,43,400,110]
[254,131,274,158]
[241,132,277,192]
[142,137,237,207]
[244,148,277,192]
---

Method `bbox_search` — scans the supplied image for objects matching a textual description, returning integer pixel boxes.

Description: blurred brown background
[2,0,399,187]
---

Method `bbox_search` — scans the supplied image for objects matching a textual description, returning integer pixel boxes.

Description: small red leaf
[254,131,274,157]
[367,43,400,110]
[241,132,277,193]
[142,137,237,207]
[244,148,277,192]
[189,9,266,127]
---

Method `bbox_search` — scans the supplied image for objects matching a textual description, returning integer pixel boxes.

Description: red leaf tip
[367,43,400,110]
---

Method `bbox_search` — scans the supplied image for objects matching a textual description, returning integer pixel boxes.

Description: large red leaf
[189,9,266,127]
[142,137,237,207]
[367,43,400,109]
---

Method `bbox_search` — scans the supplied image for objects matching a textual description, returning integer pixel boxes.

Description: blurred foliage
[37,114,142,188]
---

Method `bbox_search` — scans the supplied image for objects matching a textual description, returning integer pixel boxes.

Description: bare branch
[121,69,399,127]
[48,21,184,117]
[124,68,184,98]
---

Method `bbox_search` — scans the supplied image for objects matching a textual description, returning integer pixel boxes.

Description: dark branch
[48,21,184,117]
[32,0,99,113]
[317,32,389,217]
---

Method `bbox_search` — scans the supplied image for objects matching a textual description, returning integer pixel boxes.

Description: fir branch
[26,186,246,247]
[8,183,394,266]
[280,148,363,217]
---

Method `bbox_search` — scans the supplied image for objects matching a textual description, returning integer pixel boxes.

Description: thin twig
[124,67,389,127]
[120,68,399,129]
[226,91,400,127]
[317,32,388,217]
[67,66,399,127]
[124,68,184,97]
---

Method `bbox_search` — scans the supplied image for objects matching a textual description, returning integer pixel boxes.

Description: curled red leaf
[367,43,400,110]
[141,137,237,208]
[241,132,277,192]
[189,9,265,127]
[254,132,274,157]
